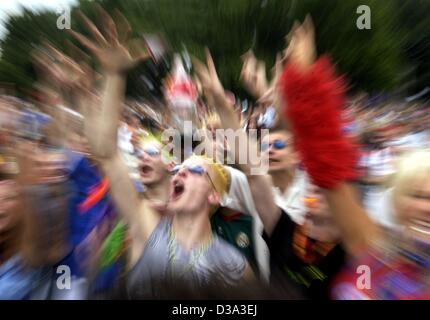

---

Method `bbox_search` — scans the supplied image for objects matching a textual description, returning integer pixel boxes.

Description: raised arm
[323,183,379,255]
[279,16,379,255]
[193,50,281,235]
[14,139,69,267]
[240,51,269,101]
[70,7,157,243]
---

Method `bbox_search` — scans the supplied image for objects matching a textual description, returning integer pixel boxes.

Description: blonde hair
[187,154,231,196]
[200,112,221,132]
[391,149,430,210]
[184,154,231,216]
[139,133,174,162]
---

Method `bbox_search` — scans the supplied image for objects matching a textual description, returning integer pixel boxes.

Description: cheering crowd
[1,7,430,300]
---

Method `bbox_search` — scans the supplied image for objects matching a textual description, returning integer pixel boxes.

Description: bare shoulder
[130,200,163,245]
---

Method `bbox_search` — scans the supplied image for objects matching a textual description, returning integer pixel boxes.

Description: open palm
[70,5,148,74]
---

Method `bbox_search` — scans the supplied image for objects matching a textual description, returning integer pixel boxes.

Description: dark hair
[268,114,290,134]
[0,172,16,182]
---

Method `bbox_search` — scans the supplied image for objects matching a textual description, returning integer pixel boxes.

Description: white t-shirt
[221,166,258,215]
[221,166,270,282]
[272,169,308,225]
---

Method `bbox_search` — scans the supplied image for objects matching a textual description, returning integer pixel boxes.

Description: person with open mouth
[126,155,254,297]
[69,8,254,298]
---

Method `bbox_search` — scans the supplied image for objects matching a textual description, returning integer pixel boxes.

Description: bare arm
[14,140,69,267]
[323,183,380,255]
[361,174,391,186]
[81,74,143,227]
[193,50,281,235]
[90,73,125,159]
[213,96,281,235]
[240,51,269,100]
[71,7,158,244]
[281,16,379,256]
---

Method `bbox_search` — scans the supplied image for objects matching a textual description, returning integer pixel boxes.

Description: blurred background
[0,0,429,103]
[1,0,430,301]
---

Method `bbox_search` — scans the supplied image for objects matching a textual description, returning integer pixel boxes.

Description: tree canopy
[0,0,429,100]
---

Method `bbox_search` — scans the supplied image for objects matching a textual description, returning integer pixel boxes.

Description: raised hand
[192,48,229,109]
[32,41,95,98]
[259,15,316,106]
[258,52,283,106]
[31,42,95,149]
[70,5,148,74]
[33,42,109,160]
[240,51,269,99]
[258,15,316,130]
[284,15,316,71]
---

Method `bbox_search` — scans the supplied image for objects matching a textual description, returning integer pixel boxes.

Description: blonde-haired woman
[327,150,430,299]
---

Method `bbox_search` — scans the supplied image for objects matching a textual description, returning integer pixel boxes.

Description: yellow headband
[187,154,230,195]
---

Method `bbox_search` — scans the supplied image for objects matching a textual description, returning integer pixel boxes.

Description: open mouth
[171,180,185,201]
[140,165,154,176]
[409,219,430,236]
[269,158,280,165]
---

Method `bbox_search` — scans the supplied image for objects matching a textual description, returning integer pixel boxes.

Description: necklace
[167,224,213,279]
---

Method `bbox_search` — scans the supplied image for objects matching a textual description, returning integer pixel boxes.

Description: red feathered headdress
[279,56,359,189]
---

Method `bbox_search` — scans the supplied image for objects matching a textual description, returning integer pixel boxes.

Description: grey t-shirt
[127,217,247,298]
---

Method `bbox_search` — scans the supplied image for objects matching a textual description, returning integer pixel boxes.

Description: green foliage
[0,0,428,99]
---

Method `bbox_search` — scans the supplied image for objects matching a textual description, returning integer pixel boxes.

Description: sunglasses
[261,139,289,151]
[171,163,217,192]
[137,145,161,157]
[171,163,206,176]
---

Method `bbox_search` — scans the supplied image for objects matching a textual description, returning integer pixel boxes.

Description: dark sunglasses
[171,163,206,175]
[261,139,289,151]
[171,163,217,191]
